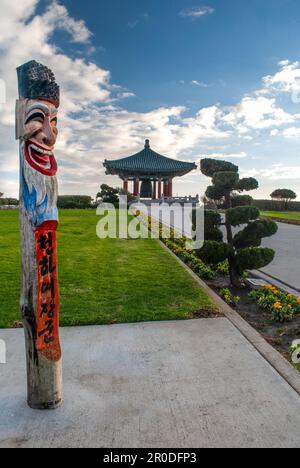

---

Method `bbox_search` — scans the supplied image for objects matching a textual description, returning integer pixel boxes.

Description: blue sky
[1,0,300,199]
[50,0,300,111]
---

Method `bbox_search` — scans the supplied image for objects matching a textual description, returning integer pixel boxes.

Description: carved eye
[51,117,58,126]
[25,112,45,125]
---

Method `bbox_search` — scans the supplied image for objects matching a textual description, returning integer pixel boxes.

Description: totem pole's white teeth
[29,144,53,156]
[28,145,52,170]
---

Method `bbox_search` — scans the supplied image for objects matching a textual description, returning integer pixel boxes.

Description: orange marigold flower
[273,302,282,309]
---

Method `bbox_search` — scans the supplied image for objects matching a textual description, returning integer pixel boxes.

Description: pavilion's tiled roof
[103,140,197,176]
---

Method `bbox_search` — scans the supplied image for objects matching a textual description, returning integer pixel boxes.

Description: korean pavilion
[103,140,197,199]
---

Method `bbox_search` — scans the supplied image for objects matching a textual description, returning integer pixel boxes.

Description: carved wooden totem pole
[16,61,62,409]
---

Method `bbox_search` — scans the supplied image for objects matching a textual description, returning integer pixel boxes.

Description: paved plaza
[1,319,300,448]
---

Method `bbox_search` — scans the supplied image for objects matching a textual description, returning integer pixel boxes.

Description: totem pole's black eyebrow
[25,112,45,125]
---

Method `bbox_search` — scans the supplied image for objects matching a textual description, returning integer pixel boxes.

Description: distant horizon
[1,0,300,200]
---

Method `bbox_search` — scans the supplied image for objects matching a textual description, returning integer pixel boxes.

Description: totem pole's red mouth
[24,140,57,176]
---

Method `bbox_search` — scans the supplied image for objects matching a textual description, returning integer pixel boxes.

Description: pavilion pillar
[168,178,173,198]
[134,178,139,197]
[123,178,128,194]
[158,179,162,199]
[164,180,169,198]
[153,180,157,200]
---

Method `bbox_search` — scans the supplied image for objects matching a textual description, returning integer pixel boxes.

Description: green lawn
[261,211,300,221]
[0,209,214,328]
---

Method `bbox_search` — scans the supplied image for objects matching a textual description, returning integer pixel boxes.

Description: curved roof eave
[103,140,197,176]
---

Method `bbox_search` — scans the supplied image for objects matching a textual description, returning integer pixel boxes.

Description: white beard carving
[23,158,58,211]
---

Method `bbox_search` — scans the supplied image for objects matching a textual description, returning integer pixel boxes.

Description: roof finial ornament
[145,139,150,149]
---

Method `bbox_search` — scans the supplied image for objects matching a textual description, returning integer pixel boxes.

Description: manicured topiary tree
[198,159,278,286]
[270,188,297,210]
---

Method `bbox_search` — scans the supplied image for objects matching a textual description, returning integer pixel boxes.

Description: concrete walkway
[260,221,300,291]
[1,319,300,448]
[222,218,300,290]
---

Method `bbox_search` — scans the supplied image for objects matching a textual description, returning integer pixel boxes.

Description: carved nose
[41,120,56,147]
[42,132,56,147]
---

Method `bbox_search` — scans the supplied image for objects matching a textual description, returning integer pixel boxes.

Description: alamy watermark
[0,339,6,364]
[0,79,6,105]
[96,196,204,250]
[291,339,300,364]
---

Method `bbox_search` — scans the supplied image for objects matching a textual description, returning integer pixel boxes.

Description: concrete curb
[251,269,300,295]
[260,215,300,227]
[159,239,300,397]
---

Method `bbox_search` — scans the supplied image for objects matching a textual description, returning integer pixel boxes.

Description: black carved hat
[17,60,60,107]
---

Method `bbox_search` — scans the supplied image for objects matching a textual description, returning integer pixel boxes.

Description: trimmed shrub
[212,171,239,192]
[204,210,223,241]
[231,194,253,207]
[200,158,277,286]
[206,185,225,201]
[236,247,275,272]
[226,206,260,226]
[201,159,238,178]
[234,220,278,249]
[236,178,259,192]
[197,241,232,265]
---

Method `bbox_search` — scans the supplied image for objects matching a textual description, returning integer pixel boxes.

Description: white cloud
[44,1,92,43]
[282,127,300,138]
[269,126,300,138]
[191,80,209,87]
[262,60,300,96]
[117,92,136,99]
[255,60,300,105]
[0,1,300,199]
[222,96,296,133]
[0,0,230,198]
[180,6,214,19]
[241,164,300,182]
[202,152,247,159]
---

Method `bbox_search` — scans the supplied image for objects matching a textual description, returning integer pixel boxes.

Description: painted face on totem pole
[16,60,60,227]
[22,99,58,176]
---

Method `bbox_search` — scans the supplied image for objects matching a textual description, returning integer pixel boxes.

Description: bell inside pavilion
[103,140,197,199]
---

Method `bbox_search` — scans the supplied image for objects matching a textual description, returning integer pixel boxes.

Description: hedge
[253,199,300,212]
[57,195,93,209]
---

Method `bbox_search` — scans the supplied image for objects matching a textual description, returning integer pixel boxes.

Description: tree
[270,188,297,210]
[198,158,278,286]
[96,184,119,206]
[57,195,92,209]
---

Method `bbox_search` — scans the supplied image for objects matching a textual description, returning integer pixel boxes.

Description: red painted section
[25,140,57,176]
[35,221,61,362]
[123,179,128,193]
